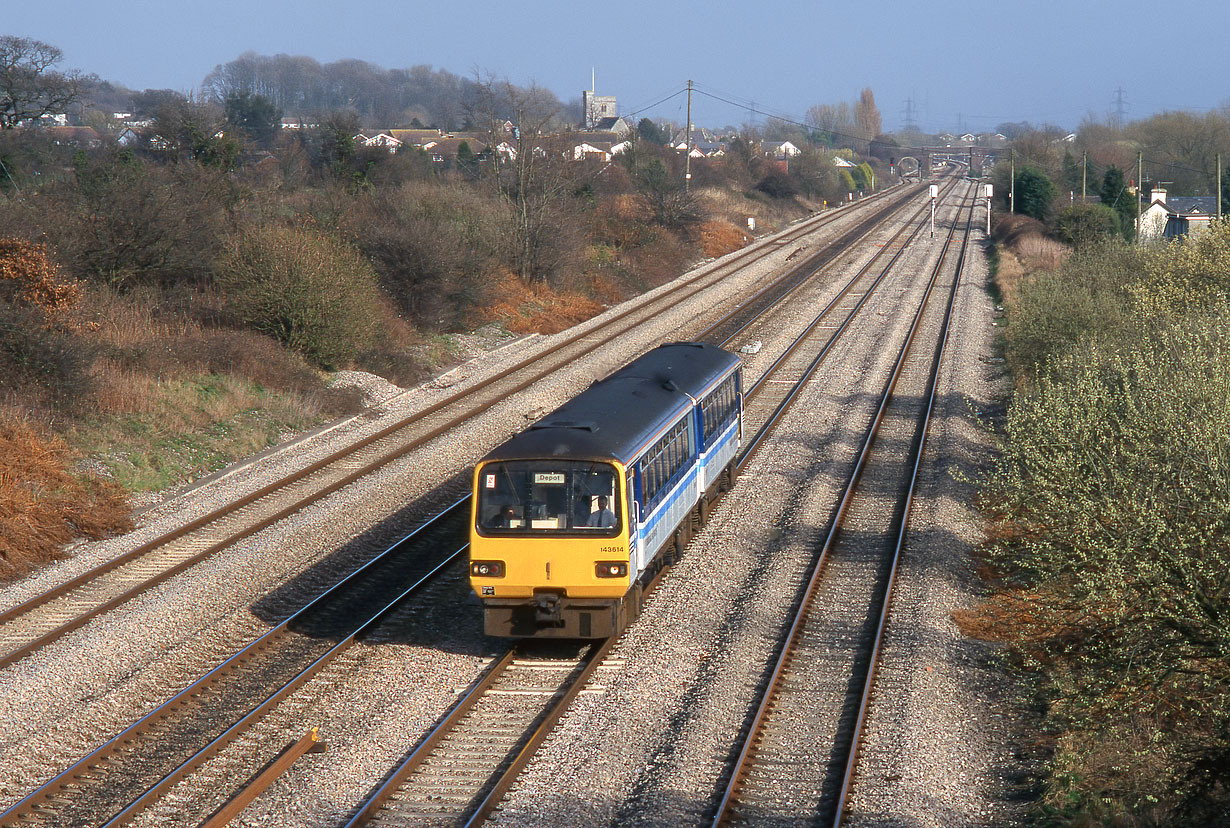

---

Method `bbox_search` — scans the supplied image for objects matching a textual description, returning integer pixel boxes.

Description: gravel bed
[484,193,975,826]
[843,216,1029,826]
[0,198,888,817]
[467,188,1032,827]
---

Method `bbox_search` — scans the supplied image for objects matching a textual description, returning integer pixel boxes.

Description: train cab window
[477,460,620,535]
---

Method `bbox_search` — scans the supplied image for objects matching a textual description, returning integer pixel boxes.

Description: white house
[571,141,612,161]
[494,141,518,162]
[354,132,403,152]
[1138,188,1219,242]
[762,140,801,159]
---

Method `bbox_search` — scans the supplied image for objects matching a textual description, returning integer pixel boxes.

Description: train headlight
[595,561,628,578]
[470,560,505,578]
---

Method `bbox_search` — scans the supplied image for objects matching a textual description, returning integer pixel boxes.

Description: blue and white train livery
[469,342,742,638]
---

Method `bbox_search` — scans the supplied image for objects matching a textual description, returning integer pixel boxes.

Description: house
[832,156,856,168]
[44,126,101,147]
[421,137,488,163]
[570,141,612,161]
[762,140,801,159]
[353,131,403,152]
[1137,188,1219,241]
[117,127,141,147]
[669,126,724,151]
[389,128,444,146]
[591,116,632,137]
[494,141,518,162]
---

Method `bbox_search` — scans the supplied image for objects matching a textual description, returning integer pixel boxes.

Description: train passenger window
[476,460,619,534]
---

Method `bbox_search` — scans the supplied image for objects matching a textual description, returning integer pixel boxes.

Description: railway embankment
[959,218,1230,824]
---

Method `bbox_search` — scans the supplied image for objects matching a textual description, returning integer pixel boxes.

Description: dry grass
[696,220,750,258]
[991,213,1071,307]
[0,411,132,583]
[479,269,605,334]
[1016,233,1069,271]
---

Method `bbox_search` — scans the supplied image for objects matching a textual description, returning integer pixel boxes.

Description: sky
[7,1,1227,134]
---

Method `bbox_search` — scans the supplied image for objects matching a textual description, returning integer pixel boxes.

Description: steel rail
[710,185,977,826]
[349,181,959,828]
[830,189,977,828]
[346,546,678,826]
[0,185,920,673]
[0,185,933,827]
[733,177,962,468]
[0,499,470,828]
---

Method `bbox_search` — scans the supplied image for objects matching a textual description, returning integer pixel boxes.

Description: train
[469,342,743,638]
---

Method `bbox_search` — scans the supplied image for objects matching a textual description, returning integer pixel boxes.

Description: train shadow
[247,469,499,657]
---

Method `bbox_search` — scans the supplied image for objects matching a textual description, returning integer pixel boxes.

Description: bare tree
[0,36,82,129]
[805,101,853,145]
[471,74,578,284]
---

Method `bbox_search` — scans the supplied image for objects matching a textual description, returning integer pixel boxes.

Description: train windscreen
[477,460,619,534]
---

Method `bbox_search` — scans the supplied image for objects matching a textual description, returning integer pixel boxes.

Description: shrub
[0,238,91,404]
[1051,203,1121,248]
[0,413,131,582]
[53,154,232,290]
[695,220,749,258]
[0,237,82,314]
[978,220,1230,822]
[216,225,388,369]
[347,185,494,331]
[0,302,94,404]
[754,168,798,199]
[1002,241,1137,380]
[983,311,1230,820]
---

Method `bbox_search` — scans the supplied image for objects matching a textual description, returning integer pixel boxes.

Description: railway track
[0,184,921,673]
[344,640,613,827]
[0,503,469,828]
[0,179,960,827]
[334,180,967,827]
[709,183,977,827]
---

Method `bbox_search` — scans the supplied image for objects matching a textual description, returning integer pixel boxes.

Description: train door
[626,470,639,574]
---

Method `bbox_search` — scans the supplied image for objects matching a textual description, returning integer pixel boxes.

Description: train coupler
[534,592,564,627]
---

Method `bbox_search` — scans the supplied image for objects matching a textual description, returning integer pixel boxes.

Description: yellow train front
[470,342,742,638]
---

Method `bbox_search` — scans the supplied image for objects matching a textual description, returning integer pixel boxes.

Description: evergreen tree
[637,118,667,145]
[1062,151,1082,196]
[1100,167,1137,240]
[455,140,478,178]
[1013,165,1057,221]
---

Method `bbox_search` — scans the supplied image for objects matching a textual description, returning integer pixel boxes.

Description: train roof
[481,342,740,465]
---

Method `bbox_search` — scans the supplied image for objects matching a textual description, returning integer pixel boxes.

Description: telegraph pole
[1137,151,1143,238]
[1218,153,1223,221]
[1009,150,1015,214]
[1082,151,1087,202]
[684,79,693,194]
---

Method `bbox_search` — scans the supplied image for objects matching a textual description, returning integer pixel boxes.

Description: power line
[621,85,689,120]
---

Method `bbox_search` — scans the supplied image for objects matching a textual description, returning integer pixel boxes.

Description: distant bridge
[918,146,1007,177]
